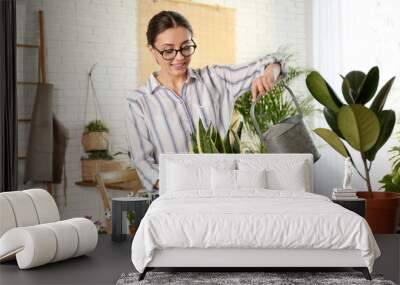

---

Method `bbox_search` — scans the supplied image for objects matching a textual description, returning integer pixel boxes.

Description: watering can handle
[250,83,303,139]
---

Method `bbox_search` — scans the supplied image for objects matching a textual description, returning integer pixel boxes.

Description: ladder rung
[17,44,39,48]
[18,156,27,160]
[17,81,40,85]
[18,118,32,123]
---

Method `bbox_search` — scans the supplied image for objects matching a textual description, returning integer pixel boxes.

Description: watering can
[250,84,320,162]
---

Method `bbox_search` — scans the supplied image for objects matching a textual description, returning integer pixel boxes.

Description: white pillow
[236,169,268,189]
[165,158,236,193]
[211,168,236,190]
[168,162,211,191]
[237,160,308,191]
[211,168,268,191]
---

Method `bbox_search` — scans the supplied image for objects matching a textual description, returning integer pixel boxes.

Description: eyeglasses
[153,40,197,60]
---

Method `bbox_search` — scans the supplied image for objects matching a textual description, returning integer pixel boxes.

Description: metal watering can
[250,84,320,162]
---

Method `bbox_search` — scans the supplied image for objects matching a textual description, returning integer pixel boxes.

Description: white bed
[131,154,380,280]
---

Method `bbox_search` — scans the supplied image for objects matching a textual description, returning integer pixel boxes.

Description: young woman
[126,11,287,190]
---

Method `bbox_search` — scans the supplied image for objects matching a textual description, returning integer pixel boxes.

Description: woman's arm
[209,54,288,101]
[126,99,159,191]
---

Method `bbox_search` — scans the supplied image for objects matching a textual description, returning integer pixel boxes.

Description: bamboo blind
[138,0,236,85]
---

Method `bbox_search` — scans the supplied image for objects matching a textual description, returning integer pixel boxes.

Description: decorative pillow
[237,160,308,191]
[211,168,236,190]
[236,169,268,189]
[168,162,211,191]
[165,158,236,193]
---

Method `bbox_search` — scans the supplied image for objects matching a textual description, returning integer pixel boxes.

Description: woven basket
[82,132,109,152]
[81,159,123,182]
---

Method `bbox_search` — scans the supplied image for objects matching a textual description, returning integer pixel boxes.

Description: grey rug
[116,271,396,285]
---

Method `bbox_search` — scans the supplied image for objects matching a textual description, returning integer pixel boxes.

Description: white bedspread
[131,190,380,273]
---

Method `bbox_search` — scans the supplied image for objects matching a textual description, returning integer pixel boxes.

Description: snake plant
[190,119,243,154]
[306,66,396,196]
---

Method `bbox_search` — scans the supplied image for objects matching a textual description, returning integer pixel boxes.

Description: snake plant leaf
[209,140,219,153]
[337,105,380,152]
[306,71,342,113]
[190,133,199,153]
[314,128,349,158]
[365,110,396,161]
[237,121,244,139]
[196,119,207,153]
[214,129,225,153]
[223,133,232,153]
[341,70,365,103]
[340,75,356,104]
[323,108,343,138]
[370,76,396,114]
[356,66,379,105]
[230,129,241,153]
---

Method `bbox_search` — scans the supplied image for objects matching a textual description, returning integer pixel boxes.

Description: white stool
[0,189,98,269]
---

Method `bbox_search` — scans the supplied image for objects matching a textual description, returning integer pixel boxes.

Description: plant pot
[128,224,136,236]
[81,159,123,182]
[82,132,109,152]
[356,191,400,234]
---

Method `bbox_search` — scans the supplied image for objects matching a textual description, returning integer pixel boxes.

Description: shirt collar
[147,68,199,94]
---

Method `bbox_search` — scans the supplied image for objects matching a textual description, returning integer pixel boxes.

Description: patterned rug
[116,271,395,285]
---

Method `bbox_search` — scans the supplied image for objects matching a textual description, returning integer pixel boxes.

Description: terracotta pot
[356,191,400,234]
[128,224,136,236]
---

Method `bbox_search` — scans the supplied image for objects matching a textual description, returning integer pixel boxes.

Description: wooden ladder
[17,10,53,194]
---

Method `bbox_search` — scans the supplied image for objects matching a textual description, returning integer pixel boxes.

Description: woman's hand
[251,63,281,102]
[154,179,160,190]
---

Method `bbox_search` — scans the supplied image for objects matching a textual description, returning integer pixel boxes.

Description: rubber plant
[190,118,243,154]
[306,66,396,197]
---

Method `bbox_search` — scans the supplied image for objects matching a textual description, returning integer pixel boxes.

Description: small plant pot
[128,224,136,236]
[356,191,400,234]
[81,159,123,182]
[82,131,109,152]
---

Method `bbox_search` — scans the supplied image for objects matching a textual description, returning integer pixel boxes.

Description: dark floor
[0,235,134,285]
[1,234,398,285]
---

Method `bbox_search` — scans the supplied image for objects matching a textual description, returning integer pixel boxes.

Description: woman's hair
[146,11,193,46]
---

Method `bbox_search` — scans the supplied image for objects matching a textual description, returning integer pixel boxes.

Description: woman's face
[150,26,193,77]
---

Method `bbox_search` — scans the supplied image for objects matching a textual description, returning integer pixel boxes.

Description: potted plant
[127,211,136,236]
[306,66,400,233]
[81,150,123,182]
[190,118,243,153]
[379,131,400,193]
[82,119,109,152]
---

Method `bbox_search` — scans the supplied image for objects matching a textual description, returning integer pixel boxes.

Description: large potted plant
[306,66,400,233]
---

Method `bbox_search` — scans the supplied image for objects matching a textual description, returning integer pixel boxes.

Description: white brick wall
[16,0,310,221]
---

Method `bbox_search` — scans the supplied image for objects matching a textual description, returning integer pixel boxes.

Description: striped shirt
[126,54,288,190]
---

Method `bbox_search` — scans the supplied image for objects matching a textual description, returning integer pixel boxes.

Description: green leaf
[356,66,379,105]
[370,76,396,113]
[314,128,349,158]
[230,129,241,153]
[223,133,232,153]
[323,108,343,138]
[306,71,342,113]
[341,70,365,102]
[365,110,396,161]
[196,119,207,153]
[214,130,225,153]
[190,133,199,153]
[379,174,400,192]
[337,105,380,152]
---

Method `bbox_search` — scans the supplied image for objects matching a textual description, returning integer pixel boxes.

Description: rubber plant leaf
[306,71,342,113]
[337,104,380,152]
[314,128,349,158]
[341,70,365,103]
[365,110,396,161]
[356,66,379,105]
[370,76,396,114]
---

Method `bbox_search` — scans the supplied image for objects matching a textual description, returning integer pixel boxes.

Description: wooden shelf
[18,118,32,123]
[17,44,39,48]
[17,81,40,85]
[75,180,141,191]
